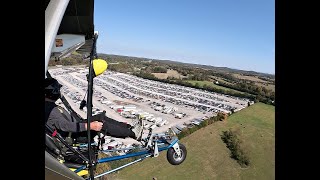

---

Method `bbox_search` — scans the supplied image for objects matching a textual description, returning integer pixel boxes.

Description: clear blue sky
[94,0,275,74]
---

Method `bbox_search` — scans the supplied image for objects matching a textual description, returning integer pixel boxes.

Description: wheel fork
[172,142,181,157]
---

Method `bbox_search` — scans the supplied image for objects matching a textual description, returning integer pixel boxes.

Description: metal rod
[86,33,98,180]
[94,155,152,179]
[97,150,150,163]
[74,165,87,173]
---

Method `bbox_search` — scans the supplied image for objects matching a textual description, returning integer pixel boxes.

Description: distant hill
[98,53,274,79]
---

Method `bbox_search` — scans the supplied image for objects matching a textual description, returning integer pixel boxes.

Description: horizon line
[97,52,275,76]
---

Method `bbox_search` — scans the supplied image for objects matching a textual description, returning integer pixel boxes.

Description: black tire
[167,143,187,165]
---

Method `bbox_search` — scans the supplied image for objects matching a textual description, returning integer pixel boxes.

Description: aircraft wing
[45,0,94,59]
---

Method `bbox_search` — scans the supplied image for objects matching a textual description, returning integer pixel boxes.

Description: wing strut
[86,32,99,180]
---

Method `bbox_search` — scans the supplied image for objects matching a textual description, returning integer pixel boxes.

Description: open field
[255,82,275,91]
[233,74,271,83]
[234,73,275,92]
[209,75,233,85]
[222,103,275,180]
[187,80,246,94]
[112,103,275,180]
[152,69,186,79]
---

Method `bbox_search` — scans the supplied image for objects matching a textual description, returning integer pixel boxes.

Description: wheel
[167,143,187,165]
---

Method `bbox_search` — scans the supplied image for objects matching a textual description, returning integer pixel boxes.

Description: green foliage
[133,72,156,80]
[189,73,209,81]
[212,72,237,82]
[221,129,250,167]
[48,54,87,67]
[194,82,201,88]
[152,66,167,73]
[108,63,133,73]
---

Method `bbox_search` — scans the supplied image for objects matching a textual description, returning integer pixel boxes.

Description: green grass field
[186,80,246,94]
[108,103,275,180]
[222,103,275,180]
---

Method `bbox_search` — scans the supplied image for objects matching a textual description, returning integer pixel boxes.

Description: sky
[94,0,275,74]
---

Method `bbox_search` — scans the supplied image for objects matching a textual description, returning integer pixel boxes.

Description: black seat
[45,133,61,157]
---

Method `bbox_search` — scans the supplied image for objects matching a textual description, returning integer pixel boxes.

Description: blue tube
[97,139,179,163]
[74,165,87,173]
[98,150,150,163]
[92,154,152,179]
[158,139,178,151]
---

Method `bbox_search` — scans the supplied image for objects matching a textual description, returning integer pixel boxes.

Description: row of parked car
[97,72,249,114]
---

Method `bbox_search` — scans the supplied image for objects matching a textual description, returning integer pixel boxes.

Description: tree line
[133,71,275,104]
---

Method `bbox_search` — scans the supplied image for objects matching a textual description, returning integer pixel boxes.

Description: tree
[152,66,167,73]
[217,112,228,121]
[203,84,208,89]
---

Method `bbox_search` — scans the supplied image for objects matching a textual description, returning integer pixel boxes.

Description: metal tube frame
[47,123,179,179]
[93,154,152,179]
[75,139,179,179]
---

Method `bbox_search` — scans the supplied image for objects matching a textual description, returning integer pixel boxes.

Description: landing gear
[141,127,187,165]
[167,143,187,165]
